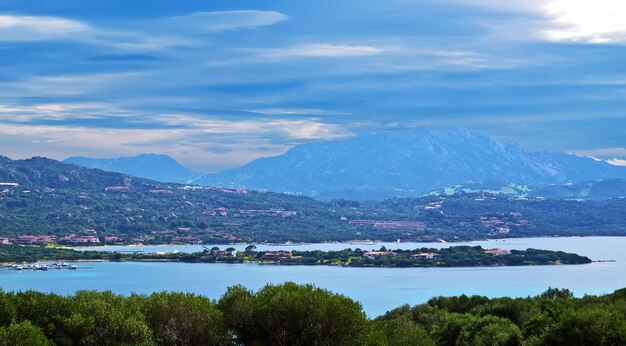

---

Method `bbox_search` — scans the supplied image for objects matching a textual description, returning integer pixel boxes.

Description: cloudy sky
[1,0,626,171]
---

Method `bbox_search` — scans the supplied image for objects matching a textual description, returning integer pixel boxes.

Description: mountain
[64,154,198,184]
[195,127,626,200]
[530,179,626,200]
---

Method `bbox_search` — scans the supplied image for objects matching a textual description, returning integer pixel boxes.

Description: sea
[1,237,625,317]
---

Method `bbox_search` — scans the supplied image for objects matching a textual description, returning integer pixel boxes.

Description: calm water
[2,237,626,317]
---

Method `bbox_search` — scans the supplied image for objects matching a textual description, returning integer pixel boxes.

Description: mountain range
[64,128,626,200]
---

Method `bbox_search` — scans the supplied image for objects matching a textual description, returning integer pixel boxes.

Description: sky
[1,0,626,171]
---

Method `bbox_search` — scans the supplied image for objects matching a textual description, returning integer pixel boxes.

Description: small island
[1,244,592,268]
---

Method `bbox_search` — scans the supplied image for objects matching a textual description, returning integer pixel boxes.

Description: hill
[2,156,626,243]
[64,154,198,184]
[195,128,626,200]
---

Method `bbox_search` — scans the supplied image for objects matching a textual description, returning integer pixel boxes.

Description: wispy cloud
[0,15,89,40]
[258,43,398,58]
[155,11,289,33]
[0,10,288,49]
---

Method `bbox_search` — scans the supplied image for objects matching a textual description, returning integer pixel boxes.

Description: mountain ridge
[195,127,626,199]
[61,128,626,200]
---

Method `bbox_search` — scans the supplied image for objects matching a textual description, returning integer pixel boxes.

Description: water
[2,237,626,317]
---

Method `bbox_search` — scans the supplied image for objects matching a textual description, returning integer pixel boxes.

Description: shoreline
[64,234,626,250]
[1,258,592,268]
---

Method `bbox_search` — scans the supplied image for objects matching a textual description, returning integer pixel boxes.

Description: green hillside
[2,156,626,243]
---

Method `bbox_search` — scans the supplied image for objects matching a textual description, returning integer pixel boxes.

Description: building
[363,251,396,259]
[13,235,56,244]
[105,186,130,192]
[412,252,439,260]
[0,183,19,187]
[0,238,11,245]
[484,249,511,256]
[262,251,301,260]
[172,235,201,244]
[210,248,234,257]
[59,234,100,244]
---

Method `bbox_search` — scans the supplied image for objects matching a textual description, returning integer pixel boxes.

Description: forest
[0,283,625,345]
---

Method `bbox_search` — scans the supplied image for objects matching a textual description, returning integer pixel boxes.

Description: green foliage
[0,285,626,345]
[219,282,370,346]
[534,307,626,346]
[369,316,435,346]
[0,321,53,346]
[139,292,226,345]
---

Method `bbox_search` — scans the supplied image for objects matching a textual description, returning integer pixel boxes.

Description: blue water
[2,237,626,317]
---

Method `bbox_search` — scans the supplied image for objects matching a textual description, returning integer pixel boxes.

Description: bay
[2,237,625,317]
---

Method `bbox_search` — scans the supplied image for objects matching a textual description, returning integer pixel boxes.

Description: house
[363,251,396,259]
[494,227,510,234]
[210,248,234,257]
[83,229,97,235]
[13,235,56,244]
[262,251,301,260]
[172,236,201,244]
[412,252,439,260]
[59,234,100,244]
[0,183,19,187]
[104,236,122,243]
[484,249,511,256]
[149,189,173,194]
[104,186,130,192]
[0,238,11,245]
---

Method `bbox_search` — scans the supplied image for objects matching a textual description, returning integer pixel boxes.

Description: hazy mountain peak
[64,154,198,184]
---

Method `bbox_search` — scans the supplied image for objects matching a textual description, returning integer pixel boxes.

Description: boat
[12,264,23,271]
[68,265,78,270]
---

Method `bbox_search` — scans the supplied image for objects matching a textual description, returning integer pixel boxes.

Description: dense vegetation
[2,156,626,243]
[139,246,591,267]
[1,283,626,345]
[0,245,591,268]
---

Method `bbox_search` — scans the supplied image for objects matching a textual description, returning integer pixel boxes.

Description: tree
[219,282,370,346]
[537,307,626,346]
[370,316,435,346]
[141,292,227,345]
[0,321,53,346]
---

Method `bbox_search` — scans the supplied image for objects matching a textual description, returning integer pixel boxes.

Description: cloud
[0,15,89,40]
[544,0,626,43]
[569,147,626,159]
[607,158,626,166]
[156,10,289,33]
[447,0,626,44]
[0,10,288,49]
[258,43,398,58]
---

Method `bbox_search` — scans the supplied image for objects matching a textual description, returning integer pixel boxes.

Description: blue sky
[1,0,626,171]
